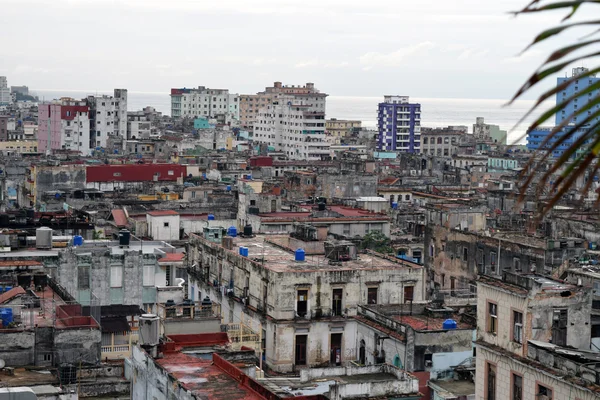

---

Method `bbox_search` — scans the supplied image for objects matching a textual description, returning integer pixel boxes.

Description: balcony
[101,332,139,360]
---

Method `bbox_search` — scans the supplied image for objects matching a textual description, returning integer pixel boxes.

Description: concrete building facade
[253,90,330,160]
[0,76,11,105]
[187,233,425,373]
[170,87,239,121]
[86,89,128,148]
[377,96,421,153]
[37,99,91,155]
[420,128,466,157]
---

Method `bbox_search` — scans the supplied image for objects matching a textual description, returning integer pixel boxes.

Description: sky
[0,0,591,99]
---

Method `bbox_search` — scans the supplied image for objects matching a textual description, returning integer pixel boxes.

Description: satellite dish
[0,359,5,369]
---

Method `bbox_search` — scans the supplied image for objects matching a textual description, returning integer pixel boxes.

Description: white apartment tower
[86,89,128,148]
[0,77,11,106]
[170,87,239,121]
[253,87,330,160]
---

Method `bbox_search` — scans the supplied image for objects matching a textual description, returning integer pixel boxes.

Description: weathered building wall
[54,328,101,365]
[476,345,599,400]
[0,330,35,366]
[318,173,377,199]
[57,248,162,307]
[129,346,196,400]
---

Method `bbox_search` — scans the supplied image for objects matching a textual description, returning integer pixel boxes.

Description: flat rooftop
[156,352,262,400]
[259,372,400,398]
[392,315,473,331]
[429,379,475,397]
[232,235,421,273]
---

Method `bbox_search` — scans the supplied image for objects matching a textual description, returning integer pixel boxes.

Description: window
[165,265,172,286]
[514,257,521,272]
[367,287,378,304]
[552,309,568,346]
[164,222,169,228]
[513,310,523,344]
[332,288,343,316]
[486,363,496,400]
[488,302,498,334]
[537,383,553,400]
[143,265,155,286]
[463,247,468,261]
[490,251,497,273]
[512,373,522,400]
[297,289,308,317]
[78,266,90,290]
[111,266,123,288]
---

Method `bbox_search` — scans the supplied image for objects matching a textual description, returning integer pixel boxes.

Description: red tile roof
[147,210,179,216]
[159,253,185,263]
[111,209,128,227]
[0,260,43,268]
[0,286,26,304]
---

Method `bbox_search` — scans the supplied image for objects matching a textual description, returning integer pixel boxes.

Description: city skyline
[0,0,584,100]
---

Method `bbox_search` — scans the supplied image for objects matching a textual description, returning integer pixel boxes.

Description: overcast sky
[0,0,589,99]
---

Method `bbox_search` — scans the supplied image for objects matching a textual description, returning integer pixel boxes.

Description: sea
[32,90,548,144]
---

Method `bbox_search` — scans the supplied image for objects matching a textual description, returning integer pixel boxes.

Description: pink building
[38,99,91,155]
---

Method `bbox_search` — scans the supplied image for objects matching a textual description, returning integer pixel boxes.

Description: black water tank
[318,203,326,211]
[26,209,35,219]
[119,229,131,247]
[0,214,9,227]
[243,224,253,236]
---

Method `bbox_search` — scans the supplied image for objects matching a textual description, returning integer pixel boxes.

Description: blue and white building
[377,95,421,152]
[527,67,599,157]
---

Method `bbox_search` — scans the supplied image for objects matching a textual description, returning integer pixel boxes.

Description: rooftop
[207,235,421,273]
[392,315,473,331]
[428,379,475,397]
[147,210,179,217]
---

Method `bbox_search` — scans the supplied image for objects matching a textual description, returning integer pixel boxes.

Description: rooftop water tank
[36,227,53,250]
[119,229,131,247]
[442,319,458,330]
[295,248,305,262]
[226,185,232,192]
[227,226,237,237]
[139,314,160,346]
[392,202,398,209]
[208,214,215,221]
[0,308,13,326]
[241,247,249,257]
[243,224,253,236]
[73,235,83,246]
[318,203,326,211]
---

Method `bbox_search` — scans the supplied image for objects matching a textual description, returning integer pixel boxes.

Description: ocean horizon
[32,89,547,144]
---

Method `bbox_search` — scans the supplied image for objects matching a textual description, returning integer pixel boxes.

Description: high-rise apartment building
[86,89,127,148]
[556,66,600,126]
[253,85,330,160]
[170,87,239,121]
[527,67,598,157]
[240,82,320,128]
[377,96,421,152]
[38,98,91,155]
[0,77,11,106]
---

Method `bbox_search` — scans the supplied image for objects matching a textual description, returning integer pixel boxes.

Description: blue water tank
[240,247,249,257]
[226,185,232,192]
[0,308,13,326]
[73,235,83,246]
[392,202,398,209]
[442,319,458,330]
[4,286,11,292]
[202,173,207,179]
[227,226,237,237]
[208,214,215,221]
[295,248,305,262]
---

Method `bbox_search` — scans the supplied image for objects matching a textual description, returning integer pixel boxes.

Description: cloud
[294,60,349,69]
[502,49,544,64]
[250,58,278,66]
[359,42,436,68]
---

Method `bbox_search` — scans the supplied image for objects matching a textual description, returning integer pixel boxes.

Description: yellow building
[326,119,362,138]
[0,140,38,154]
